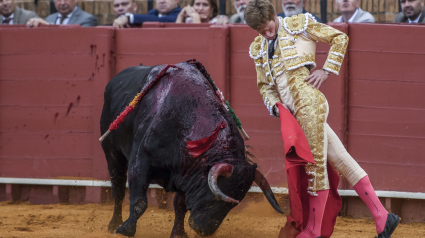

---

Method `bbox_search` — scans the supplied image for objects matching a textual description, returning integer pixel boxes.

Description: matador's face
[256,14,279,40]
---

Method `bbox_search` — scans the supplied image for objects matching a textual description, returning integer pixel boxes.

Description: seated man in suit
[229,0,251,23]
[113,0,181,28]
[0,0,39,24]
[102,0,137,26]
[334,0,375,23]
[278,0,321,22]
[26,0,97,27]
[394,0,425,23]
[114,0,137,18]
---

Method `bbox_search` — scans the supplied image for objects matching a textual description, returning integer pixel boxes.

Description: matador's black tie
[268,35,278,59]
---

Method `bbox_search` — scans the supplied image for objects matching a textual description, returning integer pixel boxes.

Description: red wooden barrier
[347,23,425,193]
[0,27,114,183]
[0,23,424,203]
[114,25,230,99]
[142,22,213,28]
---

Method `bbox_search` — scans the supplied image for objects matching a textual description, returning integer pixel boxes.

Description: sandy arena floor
[0,200,424,238]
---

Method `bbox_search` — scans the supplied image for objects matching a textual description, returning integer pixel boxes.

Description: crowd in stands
[1,0,424,27]
[26,0,97,27]
[113,0,181,27]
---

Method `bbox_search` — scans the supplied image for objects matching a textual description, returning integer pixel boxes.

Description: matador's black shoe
[375,213,401,238]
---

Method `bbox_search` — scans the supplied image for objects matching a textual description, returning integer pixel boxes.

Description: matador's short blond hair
[244,0,276,31]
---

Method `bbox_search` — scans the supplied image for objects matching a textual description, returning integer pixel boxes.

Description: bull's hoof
[108,217,123,233]
[115,220,137,237]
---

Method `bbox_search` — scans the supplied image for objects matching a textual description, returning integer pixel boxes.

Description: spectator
[108,0,137,26]
[176,0,228,24]
[229,0,251,23]
[26,0,97,27]
[278,0,321,22]
[114,0,137,17]
[394,0,425,23]
[334,0,374,23]
[0,0,39,24]
[113,0,180,28]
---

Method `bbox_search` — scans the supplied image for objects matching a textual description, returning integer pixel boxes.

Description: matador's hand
[305,69,329,89]
[272,105,280,117]
[272,104,289,117]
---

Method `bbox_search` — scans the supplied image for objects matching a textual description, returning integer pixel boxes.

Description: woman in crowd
[175,0,228,24]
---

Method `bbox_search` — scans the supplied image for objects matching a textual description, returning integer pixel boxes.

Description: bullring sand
[0,199,424,238]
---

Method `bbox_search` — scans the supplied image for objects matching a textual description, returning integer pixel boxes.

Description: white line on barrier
[0,177,424,200]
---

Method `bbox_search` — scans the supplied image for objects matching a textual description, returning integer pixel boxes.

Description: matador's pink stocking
[297,190,329,238]
[353,176,388,234]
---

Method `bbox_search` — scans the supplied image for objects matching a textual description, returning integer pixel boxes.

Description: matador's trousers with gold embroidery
[283,67,367,195]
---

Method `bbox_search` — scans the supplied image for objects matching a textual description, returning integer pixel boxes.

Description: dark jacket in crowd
[0,6,39,24]
[133,6,181,24]
[277,9,322,23]
[394,8,425,23]
[45,6,97,27]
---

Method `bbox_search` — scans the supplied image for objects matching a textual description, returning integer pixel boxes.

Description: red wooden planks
[0,106,93,133]
[0,27,115,180]
[115,28,211,54]
[0,28,97,55]
[348,52,425,82]
[0,157,93,178]
[348,23,425,53]
[114,25,230,98]
[0,80,93,106]
[347,23,425,192]
[349,134,425,163]
[358,162,425,192]
[0,24,423,194]
[0,55,98,81]
[349,106,425,137]
[0,132,93,158]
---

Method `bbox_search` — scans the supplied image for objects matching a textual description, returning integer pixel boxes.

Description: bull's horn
[208,163,240,203]
[254,169,284,214]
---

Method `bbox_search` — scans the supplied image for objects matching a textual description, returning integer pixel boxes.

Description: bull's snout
[188,213,221,237]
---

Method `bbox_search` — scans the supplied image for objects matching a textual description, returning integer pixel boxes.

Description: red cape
[276,103,342,238]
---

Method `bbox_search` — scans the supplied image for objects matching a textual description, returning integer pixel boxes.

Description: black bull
[100,61,283,237]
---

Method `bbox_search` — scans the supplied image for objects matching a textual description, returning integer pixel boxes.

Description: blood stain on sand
[0,198,424,238]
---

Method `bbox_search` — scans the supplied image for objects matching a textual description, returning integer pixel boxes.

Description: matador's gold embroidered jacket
[249,13,348,116]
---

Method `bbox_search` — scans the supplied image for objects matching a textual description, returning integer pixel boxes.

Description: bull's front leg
[116,158,150,237]
[170,191,188,238]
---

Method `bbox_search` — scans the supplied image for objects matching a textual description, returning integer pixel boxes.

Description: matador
[244,0,401,237]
